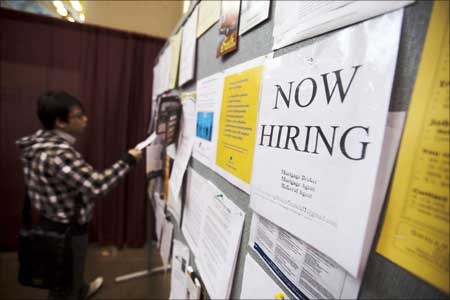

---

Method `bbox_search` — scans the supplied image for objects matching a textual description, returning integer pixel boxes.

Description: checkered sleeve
[52,147,131,198]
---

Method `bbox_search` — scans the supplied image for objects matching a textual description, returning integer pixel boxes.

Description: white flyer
[169,29,182,89]
[168,93,196,223]
[195,181,245,299]
[239,0,271,35]
[185,274,201,300]
[152,61,161,100]
[196,0,220,38]
[154,195,166,248]
[249,112,406,296]
[160,219,174,270]
[250,11,403,277]
[272,0,412,50]
[145,142,162,174]
[179,7,198,86]
[240,254,289,300]
[181,168,208,256]
[136,132,157,151]
[161,45,172,93]
[193,73,224,169]
[169,240,191,300]
[249,213,361,299]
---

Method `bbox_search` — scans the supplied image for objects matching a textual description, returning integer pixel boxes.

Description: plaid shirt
[17,130,132,224]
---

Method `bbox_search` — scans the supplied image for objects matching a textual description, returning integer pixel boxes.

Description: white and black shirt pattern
[17,130,132,224]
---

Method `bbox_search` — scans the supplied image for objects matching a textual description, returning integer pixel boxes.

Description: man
[16,91,143,299]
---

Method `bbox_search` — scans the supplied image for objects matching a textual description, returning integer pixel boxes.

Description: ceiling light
[56,6,68,17]
[52,1,64,9]
[79,13,85,22]
[67,16,75,22]
[70,0,83,12]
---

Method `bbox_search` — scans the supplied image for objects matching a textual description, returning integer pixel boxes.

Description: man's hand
[128,148,143,162]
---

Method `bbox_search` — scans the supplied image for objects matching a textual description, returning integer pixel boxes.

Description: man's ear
[55,118,66,129]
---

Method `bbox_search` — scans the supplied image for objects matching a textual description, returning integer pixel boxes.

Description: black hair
[37,91,84,130]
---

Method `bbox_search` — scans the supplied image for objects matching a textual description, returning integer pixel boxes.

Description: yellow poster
[216,65,263,190]
[377,2,449,293]
[163,155,171,201]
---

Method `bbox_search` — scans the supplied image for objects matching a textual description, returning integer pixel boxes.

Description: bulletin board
[152,1,448,298]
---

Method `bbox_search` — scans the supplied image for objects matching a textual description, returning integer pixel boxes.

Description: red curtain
[0,8,165,250]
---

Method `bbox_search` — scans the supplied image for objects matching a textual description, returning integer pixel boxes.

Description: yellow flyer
[163,155,171,201]
[377,2,449,293]
[216,63,264,193]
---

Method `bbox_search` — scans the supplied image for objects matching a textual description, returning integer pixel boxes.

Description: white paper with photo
[249,213,361,299]
[240,254,289,300]
[160,219,174,270]
[168,94,196,223]
[169,240,191,300]
[193,73,223,168]
[272,0,412,50]
[195,181,245,300]
[179,7,198,86]
[250,11,403,277]
[181,168,207,256]
[239,0,271,35]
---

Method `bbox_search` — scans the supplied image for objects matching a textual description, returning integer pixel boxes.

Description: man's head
[37,91,88,134]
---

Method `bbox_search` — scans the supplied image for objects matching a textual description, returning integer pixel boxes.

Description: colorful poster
[377,2,449,293]
[193,73,224,169]
[250,11,403,277]
[216,0,240,57]
[215,56,267,193]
